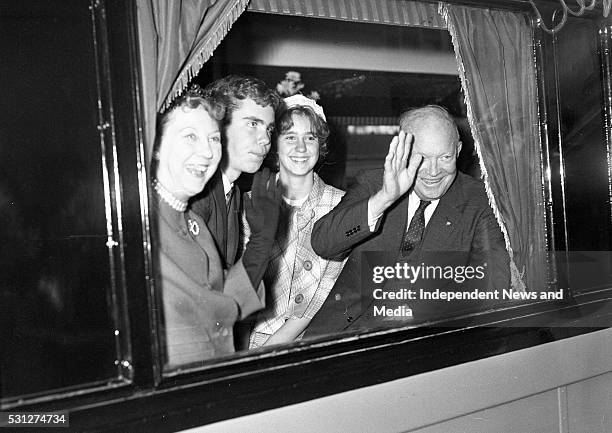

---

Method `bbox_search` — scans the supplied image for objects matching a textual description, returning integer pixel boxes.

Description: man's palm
[381,131,422,202]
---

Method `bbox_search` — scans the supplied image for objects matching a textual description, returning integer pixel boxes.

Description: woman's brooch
[187,218,200,236]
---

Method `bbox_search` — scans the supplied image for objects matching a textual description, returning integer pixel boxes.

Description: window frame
[3,0,612,431]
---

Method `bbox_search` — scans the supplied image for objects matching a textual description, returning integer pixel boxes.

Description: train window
[4,1,612,430]
[196,14,472,187]
[1,1,130,403]
[154,4,553,373]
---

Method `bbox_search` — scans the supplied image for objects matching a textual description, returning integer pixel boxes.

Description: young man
[189,76,283,350]
[191,75,283,272]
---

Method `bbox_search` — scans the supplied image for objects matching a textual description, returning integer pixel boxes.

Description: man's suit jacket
[190,171,240,269]
[306,169,509,336]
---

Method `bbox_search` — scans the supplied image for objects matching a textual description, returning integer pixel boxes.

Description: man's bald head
[399,105,460,148]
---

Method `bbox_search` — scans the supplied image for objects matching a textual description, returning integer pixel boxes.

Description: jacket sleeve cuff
[223,258,265,319]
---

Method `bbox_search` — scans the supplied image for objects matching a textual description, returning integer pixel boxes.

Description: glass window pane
[153,10,547,372]
[0,2,125,400]
[556,17,612,292]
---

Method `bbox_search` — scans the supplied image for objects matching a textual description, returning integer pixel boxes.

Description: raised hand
[244,167,282,241]
[366,131,423,221]
[379,131,422,205]
[241,167,283,288]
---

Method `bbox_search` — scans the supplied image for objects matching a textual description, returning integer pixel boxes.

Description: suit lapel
[226,185,240,266]
[187,212,224,291]
[211,173,227,230]
[208,174,229,265]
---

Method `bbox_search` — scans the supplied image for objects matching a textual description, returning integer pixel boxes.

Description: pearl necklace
[153,179,187,212]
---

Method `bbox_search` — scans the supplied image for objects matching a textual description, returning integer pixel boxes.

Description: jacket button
[303,260,312,271]
[347,316,353,322]
[295,294,304,304]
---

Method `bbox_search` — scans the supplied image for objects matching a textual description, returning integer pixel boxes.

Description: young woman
[151,85,279,366]
[242,95,346,348]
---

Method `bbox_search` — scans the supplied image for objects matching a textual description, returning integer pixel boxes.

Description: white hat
[284,94,326,121]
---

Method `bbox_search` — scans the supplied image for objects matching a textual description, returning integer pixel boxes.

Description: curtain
[135,0,548,291]
[137,0,251,158]
[248,0,445,29]
[136,0,444,158]
[440,4,548,292]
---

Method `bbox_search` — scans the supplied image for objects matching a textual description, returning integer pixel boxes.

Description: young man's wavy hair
[203,75,283,130]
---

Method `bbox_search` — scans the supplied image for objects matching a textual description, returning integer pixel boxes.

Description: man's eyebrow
[242,115,264,123]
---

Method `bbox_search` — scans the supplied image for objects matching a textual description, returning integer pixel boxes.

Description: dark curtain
[135,0,548,291]
[441,4,548,291]
[137,0,251,158]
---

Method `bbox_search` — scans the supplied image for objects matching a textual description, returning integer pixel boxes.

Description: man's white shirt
[368,190,440,232]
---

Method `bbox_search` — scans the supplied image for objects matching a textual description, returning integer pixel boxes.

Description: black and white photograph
[2,0,612,432]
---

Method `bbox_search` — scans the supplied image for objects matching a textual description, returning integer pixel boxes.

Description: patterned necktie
[401,199,431,256]
[225,187,233,213]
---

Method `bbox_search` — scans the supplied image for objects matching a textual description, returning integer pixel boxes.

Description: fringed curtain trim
[439,2,526,292]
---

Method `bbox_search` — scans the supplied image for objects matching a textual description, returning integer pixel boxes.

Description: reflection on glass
[557,17,612,292]
[1,2,122,400]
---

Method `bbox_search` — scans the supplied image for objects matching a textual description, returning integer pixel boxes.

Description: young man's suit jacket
[190,171,240,269]
[306,169,509,336]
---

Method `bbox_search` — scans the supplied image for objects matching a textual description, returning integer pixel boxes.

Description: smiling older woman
[151,85,280,367]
